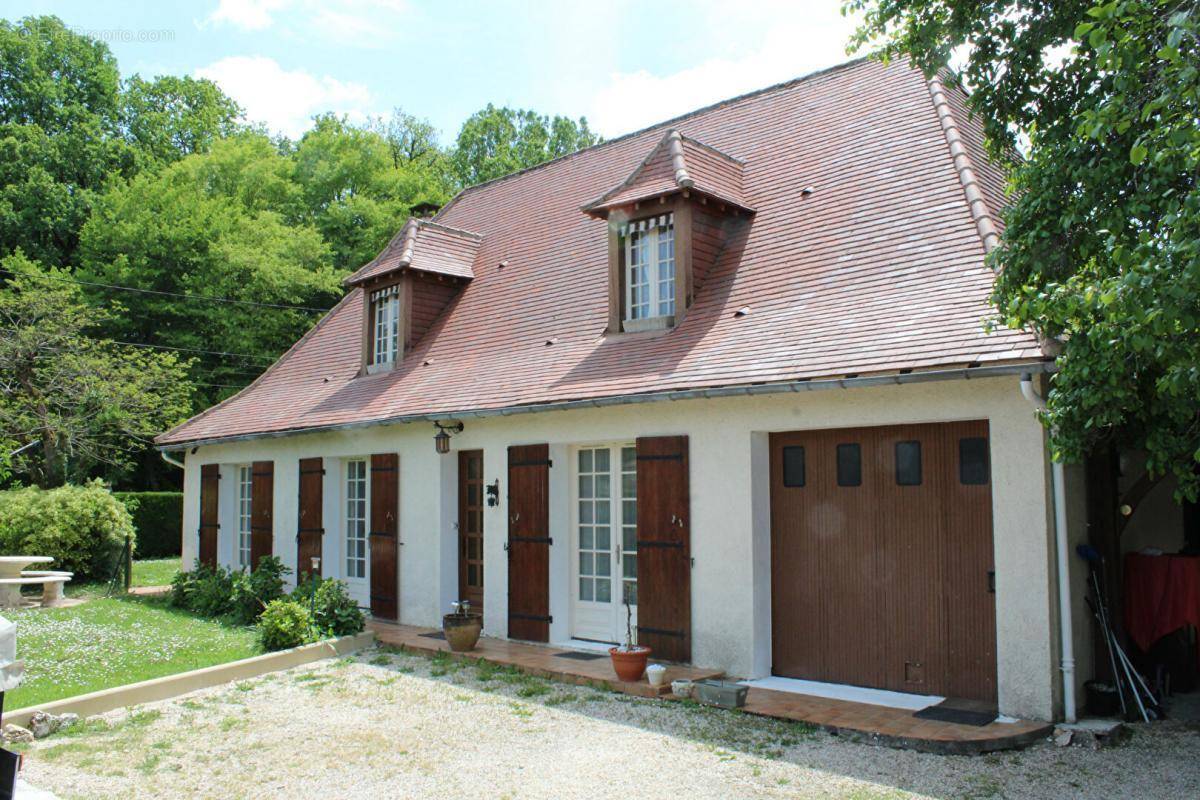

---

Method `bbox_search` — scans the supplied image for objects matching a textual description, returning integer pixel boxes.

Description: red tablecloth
[1123,553,1200,653]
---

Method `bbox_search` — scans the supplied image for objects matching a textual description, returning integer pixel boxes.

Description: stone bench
[0,571,73,608]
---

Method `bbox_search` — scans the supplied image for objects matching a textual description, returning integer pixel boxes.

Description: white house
[158,58,1091,722]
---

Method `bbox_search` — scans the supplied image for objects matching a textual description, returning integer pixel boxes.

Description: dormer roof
[582,129,754,216]
[346,218,480,286]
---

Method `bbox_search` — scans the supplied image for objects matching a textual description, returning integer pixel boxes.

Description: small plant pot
[671,679,694,699]
[608,646,651,682]
[646,663,668,688]
[442,613,482,652]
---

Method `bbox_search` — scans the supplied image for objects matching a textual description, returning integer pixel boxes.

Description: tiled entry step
[370,621,720,697]
[368,622,1052,752]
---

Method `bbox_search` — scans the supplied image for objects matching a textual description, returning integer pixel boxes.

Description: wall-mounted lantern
[433,421,464,455]
[486,480,499,507]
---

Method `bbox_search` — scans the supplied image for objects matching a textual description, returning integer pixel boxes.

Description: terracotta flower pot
[608,645,651,682]
[443,613,482,652]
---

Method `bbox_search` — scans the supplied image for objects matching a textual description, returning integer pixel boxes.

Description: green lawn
[7,595,262,709]
[131,557,180,588]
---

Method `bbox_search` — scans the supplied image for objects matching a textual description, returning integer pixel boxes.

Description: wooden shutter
[198,464,220,568]
[250,461,274,569]
[507,444,551,642]
[635,435,691,662]
[369,453,399,620]
[458,450,485,612]
[297,457,324,579]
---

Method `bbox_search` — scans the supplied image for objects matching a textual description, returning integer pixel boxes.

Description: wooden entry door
[507,444,551,642]
[769,421,997,702]
[458,450,484,612]
[369,453,399,620]
[198,464,220,568]
[296,457,324,580]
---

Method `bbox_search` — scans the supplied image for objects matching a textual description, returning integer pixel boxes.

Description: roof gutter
[159,360,1053,452]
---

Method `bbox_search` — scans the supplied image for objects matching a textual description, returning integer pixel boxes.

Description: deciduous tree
[847,0,1200,497]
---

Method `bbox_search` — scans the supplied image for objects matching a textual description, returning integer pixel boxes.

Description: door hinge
[987,570,996,593]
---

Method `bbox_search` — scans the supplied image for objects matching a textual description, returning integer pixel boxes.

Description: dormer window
[369,285,401,372]
[346,218,479,377]
[624,214,675,331]
[580,129,754,337]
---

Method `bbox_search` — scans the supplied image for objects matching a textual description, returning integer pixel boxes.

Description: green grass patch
[8,595,261,709]
[131,558,180,588]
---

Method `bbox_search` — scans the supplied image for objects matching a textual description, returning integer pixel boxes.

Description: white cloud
[589,4,861,137]
[206,0,288,31]
[203,0,409,46]
[196,56,374,139]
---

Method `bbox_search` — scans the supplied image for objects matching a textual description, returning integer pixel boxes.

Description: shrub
[292,577,365,637]
[113,492,182,558]
[169,562,236,617]
[230,556,290,625]
[0,480,134,580]
[258,599,313,651]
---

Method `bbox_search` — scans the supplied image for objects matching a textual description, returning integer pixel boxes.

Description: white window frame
[623,215,675,332]
[369,286,400,372]
[571,443,638,644]
[345,459,369,580]
[236,465,253,569]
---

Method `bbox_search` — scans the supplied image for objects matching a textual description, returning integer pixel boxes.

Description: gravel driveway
[20,646,1200,799]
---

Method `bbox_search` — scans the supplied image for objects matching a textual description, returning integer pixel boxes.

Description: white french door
[571,444,638,644]
[342,458,370,608]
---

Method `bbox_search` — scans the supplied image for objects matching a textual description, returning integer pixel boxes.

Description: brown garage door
[770,420,997,703]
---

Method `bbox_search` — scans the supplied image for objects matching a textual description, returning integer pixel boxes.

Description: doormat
[555,651,606,661]
[418,631,446,640]
[913,700,997,727]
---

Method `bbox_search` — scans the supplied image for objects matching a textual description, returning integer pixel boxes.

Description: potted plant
[609,599,650,682]
[442,600,482,652]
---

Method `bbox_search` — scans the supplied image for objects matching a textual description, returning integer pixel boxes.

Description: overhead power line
[112,340,276,364]
[16,271,333,313]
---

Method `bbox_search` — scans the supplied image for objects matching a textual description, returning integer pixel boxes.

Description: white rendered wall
[177,374,1060,720]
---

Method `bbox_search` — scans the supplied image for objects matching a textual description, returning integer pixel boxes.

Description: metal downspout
[1020,373,1076,723]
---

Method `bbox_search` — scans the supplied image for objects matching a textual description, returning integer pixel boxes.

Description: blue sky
[16,1,862,141]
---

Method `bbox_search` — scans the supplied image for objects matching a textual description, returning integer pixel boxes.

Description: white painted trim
[740,676,942,711]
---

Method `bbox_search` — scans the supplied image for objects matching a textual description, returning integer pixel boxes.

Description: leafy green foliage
[120,74,242,166]
[230,555,291,625]
[258,599,315,651]
[112,492,182,557]
[170,562,237,618]
[0,479,133,579]
[848,1,1200,497]
[0,16,136,267]
[0,254,193,486]
[292,575,365,636]
[291,114,452,271]
[451,104,602,186]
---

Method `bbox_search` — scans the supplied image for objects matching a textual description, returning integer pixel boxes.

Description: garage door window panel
[895,441,922,486]
[836,443,862,487]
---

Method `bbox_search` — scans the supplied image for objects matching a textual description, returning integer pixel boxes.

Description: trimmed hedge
[0,481,134,580]
[114,492,182,558]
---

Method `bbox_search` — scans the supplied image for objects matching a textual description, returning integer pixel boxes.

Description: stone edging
[4,631,376,728]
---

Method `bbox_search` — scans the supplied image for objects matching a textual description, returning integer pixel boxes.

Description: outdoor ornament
[0,615,26,800]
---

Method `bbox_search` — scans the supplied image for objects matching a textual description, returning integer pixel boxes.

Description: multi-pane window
[237,465,252,569]
[577,445,638,608]
[577,448,612,603]
[623,215,675,323]
[371,286,400,366]
[345,460,368,579]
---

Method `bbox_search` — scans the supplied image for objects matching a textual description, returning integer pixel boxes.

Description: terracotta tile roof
[159,58,1044,447]
[582,129,752,214]
[346,218,480,285]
